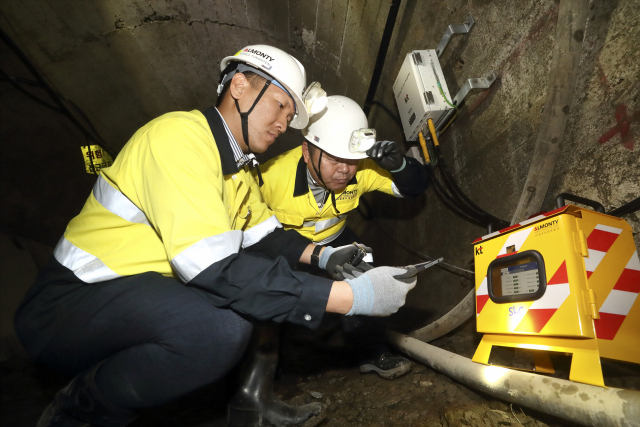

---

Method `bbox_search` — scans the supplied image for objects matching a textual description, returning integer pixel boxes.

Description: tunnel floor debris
[2,320,639,427]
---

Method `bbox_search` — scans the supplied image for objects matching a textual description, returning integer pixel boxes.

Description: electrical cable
[67,98,108,147]
[438,109,458,134]
[437,80,457,111]
[426,121,509,227]
[434,147,509,228]
[356,198,475,277]
[431,61,457,112]
[0,26,118,158]
[428,169,487,227]
[364,98,509,231]
[424,126,509,229]
[0,76,43,87]
[370,100,403,129]
[0,69,63,113]
[434,157,492,222]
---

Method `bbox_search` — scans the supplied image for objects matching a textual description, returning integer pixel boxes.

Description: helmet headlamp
[349,129,376,153]
[302,81,328,116]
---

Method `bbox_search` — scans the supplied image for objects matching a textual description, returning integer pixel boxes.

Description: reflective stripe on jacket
[259,146,397,243]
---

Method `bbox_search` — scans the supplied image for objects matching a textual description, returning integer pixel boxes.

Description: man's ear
[301,141,311,164]
[228,73,248,100]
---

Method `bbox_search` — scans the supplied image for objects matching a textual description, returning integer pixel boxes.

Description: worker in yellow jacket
[260,95,429,246]
[14,47,418,427]
[260,95,430,379]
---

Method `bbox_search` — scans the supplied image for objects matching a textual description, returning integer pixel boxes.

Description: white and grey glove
[338,265,417,316]
[319,244,373,279]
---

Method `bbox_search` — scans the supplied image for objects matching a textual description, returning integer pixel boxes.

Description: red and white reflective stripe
[476,276,489,316]
[515,261,571,333]
[584,224,622,278]
[496,227,533,257]
[595,250,640,340]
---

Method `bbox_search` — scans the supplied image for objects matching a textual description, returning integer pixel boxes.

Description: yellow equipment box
[471,204,640,387]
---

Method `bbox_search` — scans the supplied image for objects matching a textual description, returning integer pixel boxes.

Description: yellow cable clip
[418,132,431,164]
[427,119,440,147]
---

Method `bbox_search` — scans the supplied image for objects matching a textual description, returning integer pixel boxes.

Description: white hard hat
[220,45,311,129]
[302,96,376,160]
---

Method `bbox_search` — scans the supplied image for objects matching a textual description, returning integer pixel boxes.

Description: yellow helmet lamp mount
[471,193,640,388]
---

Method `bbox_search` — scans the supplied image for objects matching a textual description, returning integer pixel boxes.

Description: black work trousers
[14,258,253,410]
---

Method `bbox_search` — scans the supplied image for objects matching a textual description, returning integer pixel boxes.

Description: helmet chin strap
[234,80,272,187]
[310,149,341,214]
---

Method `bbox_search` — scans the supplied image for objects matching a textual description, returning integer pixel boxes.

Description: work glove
[337,265,418,316]
[319,244,373,279]
[366,140,406,172]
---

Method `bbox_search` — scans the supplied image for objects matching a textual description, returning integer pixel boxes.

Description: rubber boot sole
[359,361,413,379]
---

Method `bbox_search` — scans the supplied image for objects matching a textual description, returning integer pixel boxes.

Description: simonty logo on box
[244,48,276,62]
[534,219,558,231]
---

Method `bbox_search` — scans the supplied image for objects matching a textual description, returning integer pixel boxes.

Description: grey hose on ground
[388,332,640,427]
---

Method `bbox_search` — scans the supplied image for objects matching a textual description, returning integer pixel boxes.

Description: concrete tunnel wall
[1,0,639,349]
[0,0,393,246]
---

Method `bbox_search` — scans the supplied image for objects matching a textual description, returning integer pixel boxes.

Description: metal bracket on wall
[436,14,475,58]
[452,72,497,107]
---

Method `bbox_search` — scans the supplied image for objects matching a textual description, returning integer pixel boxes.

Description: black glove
[319,243,373,279]
[335,260,373,280]
[366,140,405,172]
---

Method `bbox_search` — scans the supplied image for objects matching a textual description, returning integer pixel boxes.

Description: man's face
[302,141,359,192]
[237,79,296,153]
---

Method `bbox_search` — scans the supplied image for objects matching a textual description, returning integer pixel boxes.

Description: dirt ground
[4,317,639,427]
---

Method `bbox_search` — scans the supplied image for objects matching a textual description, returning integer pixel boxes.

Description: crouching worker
[259,95,430,380]
[14,46,418,427]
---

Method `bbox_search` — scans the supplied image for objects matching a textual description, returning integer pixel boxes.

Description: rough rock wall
[354,0,640,330]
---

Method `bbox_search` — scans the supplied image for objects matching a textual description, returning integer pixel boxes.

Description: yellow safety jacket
[49,108,331,329]
[259,147,397,244]
[55,109,275,283]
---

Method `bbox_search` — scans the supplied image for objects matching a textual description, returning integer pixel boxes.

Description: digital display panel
[500,261,539,296]
[487,251,547,303]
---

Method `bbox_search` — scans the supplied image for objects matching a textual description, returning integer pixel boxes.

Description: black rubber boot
[227,323,322,427]
[37,362,138,427]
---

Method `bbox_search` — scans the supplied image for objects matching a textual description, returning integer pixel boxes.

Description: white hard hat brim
[220,54,309,129]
